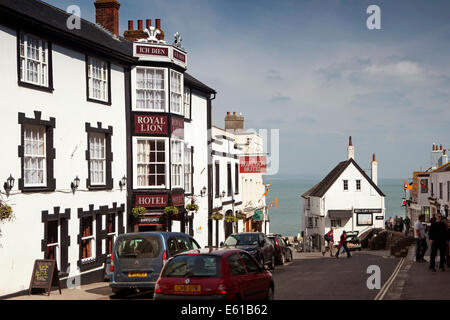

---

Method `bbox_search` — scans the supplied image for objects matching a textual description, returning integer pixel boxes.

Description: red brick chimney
[124,20,148,42]
[94,0,121,37]
[155,19,165,41]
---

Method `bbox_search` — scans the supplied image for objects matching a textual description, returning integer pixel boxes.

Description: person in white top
[414,214,427,263]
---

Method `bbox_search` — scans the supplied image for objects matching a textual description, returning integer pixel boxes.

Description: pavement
[383,244,450,300]
[5,247,449,300]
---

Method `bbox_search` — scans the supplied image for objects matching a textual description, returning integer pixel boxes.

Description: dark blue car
[109,232,201,297]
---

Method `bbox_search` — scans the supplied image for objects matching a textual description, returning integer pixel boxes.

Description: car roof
[117,232,191,238]
[231,232,263,236]
[174,248,246,257]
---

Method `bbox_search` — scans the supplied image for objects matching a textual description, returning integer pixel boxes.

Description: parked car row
[107,231,293,300]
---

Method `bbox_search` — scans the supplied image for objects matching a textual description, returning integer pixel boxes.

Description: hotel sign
[172,193,185,206]
[240,156,267,173]
[133,43,187,69]
[135,195,169,207]
[134,114,168,135]
[354,209,383,213]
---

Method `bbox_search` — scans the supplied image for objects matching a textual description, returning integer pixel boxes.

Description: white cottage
[301,137,385,250]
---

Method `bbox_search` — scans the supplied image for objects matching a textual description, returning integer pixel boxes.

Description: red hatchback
[153,248,274,300]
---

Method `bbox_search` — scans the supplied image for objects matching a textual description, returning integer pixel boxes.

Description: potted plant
[0,200,14,223]
[131,206,146,218]
[164,206,179,216]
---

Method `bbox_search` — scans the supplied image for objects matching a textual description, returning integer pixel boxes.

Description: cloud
[364,60,423,78]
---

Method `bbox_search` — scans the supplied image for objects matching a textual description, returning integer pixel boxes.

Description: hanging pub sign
[134,114,168,135]
[171,116,184,139]
[172,193,185,207]
[133,43,187,69]
[28,259,61,296]
[135,194,169,207]
[240,156,267,173]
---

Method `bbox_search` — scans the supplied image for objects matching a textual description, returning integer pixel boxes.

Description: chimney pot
[128,20,134,30]
[227,112,230,115]
[373,153,376,162]
[233,112,236,115]
[138,20,143,30]
[440,145,443,150]
[349,136,353,146]
[146,19,152,29]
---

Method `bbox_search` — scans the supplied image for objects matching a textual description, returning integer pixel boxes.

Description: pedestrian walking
[414,214,427,263]
[404,216,411,234]
[428,213,447,272]
[322,228,334,257]
[335,230,351,258]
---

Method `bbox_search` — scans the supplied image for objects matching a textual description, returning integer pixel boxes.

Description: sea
[263,174,406,237]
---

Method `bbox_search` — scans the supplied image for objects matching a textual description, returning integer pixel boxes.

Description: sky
[47,0,450,179]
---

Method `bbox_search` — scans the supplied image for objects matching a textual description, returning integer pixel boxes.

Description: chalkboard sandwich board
[28,259,61,296]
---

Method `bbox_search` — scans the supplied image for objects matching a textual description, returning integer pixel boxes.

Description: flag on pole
[403,180,413,190]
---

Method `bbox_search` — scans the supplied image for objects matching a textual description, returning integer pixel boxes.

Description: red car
[153,248,274,300]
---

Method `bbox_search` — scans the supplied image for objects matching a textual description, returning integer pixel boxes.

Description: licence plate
[128,272,147,277]
[174,285,201,292]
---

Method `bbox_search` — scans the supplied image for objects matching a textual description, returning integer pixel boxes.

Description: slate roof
[431,162,450,173]
[0,0,216,94]
[301,158,385,198]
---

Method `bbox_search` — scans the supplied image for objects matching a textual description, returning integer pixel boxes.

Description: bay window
[19,32,49,88]
[87,57,110,103]
[136,67,166,111]
[170,70,183,114]
[183,87,191,118]
[184,146,192,193]
[24,125,46,187]
[171,140,183,188]
[135,138,168,188]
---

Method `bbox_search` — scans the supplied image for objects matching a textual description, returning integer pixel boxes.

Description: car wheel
[269,255,275,270]
[267,287,274,300]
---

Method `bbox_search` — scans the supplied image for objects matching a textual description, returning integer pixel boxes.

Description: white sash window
[89,133,106,185]
[20,33,48,87]
[170,70,183,114]
[24,125,46,186]
[183,87,191,118]
[88,57,109,102]
[136,138,167,187]
[184,146,192,193]
[136,67,166,111]
[171,140,183,188]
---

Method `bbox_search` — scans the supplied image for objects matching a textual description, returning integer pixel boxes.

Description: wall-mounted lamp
[71,176,80,194]
[3,174,15,198]
[119,175,127,191]
[200,186,207,197]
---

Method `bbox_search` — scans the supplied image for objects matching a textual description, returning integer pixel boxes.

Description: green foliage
[210,213,224,220]
[0,201,14,223]
[186,203,199,212]
[164,206,179,216]
[131,206,146,218]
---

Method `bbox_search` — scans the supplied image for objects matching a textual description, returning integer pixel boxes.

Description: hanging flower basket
[164,206,179,216]
[132,206,146,218]
[225,215,239,223]
[0,201,14,223]
[236,212,246,220]
[186,203,199,212]
[210,213,224,220]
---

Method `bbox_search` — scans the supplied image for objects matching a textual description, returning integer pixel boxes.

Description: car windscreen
[224,234,259,246]
[162,255,221,278]
[116,235,161,259]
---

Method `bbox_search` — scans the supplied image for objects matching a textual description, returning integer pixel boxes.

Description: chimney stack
[347,136,354,160]
[155,19,165,40]
[137,19,143,30]
[124,19,150,42]
[94,0,121,37]
[225,111,244,132]
[371,153,378,186]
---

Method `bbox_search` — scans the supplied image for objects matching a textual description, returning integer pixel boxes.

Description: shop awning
[328,210,352,218]
[252,210,264,221]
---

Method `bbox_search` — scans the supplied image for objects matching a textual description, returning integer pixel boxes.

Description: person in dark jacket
[335,230,351,258]
[429,213,447,271]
